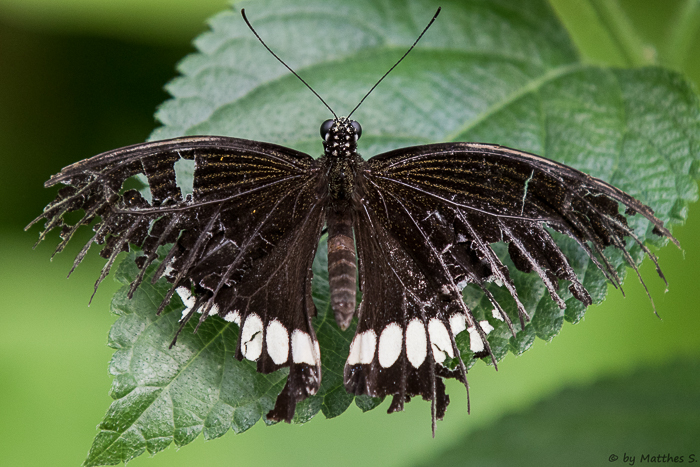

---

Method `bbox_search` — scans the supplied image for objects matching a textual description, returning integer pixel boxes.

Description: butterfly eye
[351,120,362,140]
[320,119,335,140]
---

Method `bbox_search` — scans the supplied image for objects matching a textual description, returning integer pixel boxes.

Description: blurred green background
[0,0,698,466]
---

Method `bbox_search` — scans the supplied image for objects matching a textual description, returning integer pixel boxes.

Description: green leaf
[85,251,286,466]
[85,0,699,464]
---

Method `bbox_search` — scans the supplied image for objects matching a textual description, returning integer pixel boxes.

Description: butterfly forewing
[363,142,674,308]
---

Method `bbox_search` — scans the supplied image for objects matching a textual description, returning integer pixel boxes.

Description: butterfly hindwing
[28,136,328,422]
[348,202,468,431]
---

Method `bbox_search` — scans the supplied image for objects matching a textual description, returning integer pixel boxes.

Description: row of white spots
[176,289,319,366]
[238,313,320,366]
[347,314,497,369]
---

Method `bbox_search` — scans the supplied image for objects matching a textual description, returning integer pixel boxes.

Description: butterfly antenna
[241,9,338,119]
[347,7,441,119]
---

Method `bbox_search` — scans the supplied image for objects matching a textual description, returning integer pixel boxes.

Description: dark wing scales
[348,202,469,436]
[367,142,677,311]
[27,136,328,422]
[346,142,677,431]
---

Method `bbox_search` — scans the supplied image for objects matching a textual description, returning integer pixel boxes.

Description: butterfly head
[321,117,362,158]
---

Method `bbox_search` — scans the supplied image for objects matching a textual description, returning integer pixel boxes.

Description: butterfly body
[322,118,362,330]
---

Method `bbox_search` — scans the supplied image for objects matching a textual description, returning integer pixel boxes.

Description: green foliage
[413,358,700,466]
[86,253,282,465]
[82,0,699,464]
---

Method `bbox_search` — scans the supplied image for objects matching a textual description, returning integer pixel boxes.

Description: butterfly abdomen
[327,207,356,330]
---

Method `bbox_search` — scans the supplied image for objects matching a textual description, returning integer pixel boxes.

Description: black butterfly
[27,8,677,433]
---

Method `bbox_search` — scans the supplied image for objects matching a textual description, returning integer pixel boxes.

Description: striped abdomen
[327,208,356,330]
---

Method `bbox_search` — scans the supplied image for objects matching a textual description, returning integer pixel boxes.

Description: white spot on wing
[241,313,263,361]
[405,319,427,368]
[347,330,377,365]
[314,339,320,362]
[291,330,318,365]
[266,320,289,365]
[428,318,454,364]
[177,286,195,307]
[378,323,402,368]
[359,331,376,364]
[491,308,505,321]
[199,302,219,319]
[224,311,241,325]
[481,320,494,334]
[467,320,495,353]
[177,287,195,320]
[347,335,361,365]
[176,287,219,321]
[449,313,467,336]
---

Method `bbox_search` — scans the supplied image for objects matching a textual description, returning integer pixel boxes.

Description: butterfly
[27,8,677,433]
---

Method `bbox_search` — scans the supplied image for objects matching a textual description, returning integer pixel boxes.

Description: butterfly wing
[347,142,677,431]
[28,136,328,422]
[348,204,467,432]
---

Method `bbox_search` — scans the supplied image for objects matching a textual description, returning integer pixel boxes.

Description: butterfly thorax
[320,117,362,330]
[322,117,362,206]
